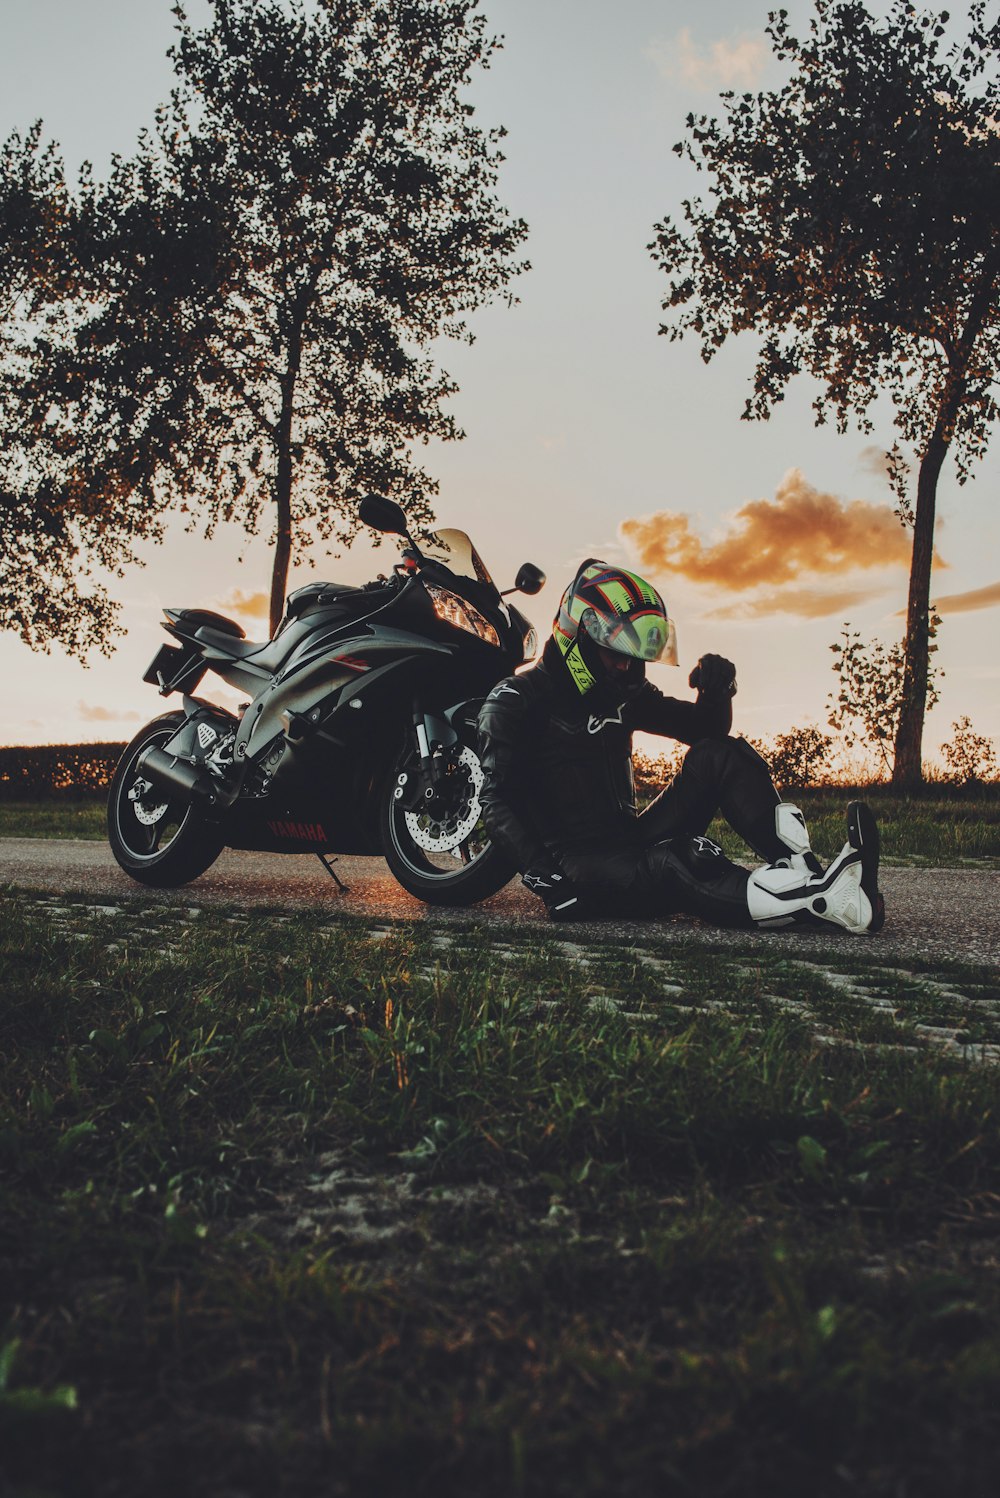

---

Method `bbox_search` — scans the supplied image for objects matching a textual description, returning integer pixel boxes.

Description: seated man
[477,560,885,932]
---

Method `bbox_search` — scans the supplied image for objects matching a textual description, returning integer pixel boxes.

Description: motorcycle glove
[689,653,737,698]
[522,868,583,921]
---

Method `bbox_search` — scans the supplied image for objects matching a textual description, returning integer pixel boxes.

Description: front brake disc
[403,745,485,852]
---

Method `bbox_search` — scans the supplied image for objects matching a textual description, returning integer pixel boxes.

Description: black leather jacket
[477,638,732,875]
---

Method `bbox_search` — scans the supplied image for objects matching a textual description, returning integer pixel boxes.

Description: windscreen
[419,528,495,587]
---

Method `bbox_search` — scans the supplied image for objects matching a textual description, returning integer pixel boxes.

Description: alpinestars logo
[522,871,555,892]
[489,683,520,699]
[692,835,723,857]
[587,707,623,734]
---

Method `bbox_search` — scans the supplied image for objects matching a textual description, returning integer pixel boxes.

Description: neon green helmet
[553,560,678,696]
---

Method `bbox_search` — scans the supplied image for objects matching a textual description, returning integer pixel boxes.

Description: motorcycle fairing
[232,627,455,763]
[157,700,240,765]
[155,578,416,696]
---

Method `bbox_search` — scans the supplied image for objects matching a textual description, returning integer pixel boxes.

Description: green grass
[6,786,1000,865]
[702,785,1000,866]
[0,799,106,839]
[4,891,1000,1496]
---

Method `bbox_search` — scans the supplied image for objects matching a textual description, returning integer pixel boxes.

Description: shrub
[940,717,998,786]
[754,724,834,790]
[0,743,126,800]
[633,746,685,805]
[827,619,942,778]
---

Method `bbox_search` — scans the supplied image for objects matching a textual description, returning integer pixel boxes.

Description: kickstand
[317,853,350,893]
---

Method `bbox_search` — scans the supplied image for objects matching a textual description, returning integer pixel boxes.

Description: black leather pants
[638,736,783,859]
[556,737,782,927]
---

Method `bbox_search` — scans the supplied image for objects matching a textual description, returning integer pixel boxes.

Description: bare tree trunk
[269,446,293,638]
[891,432,947,788]
[268,325,304,638]
[890,258,995,787]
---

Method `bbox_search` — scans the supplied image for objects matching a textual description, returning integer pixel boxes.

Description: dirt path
[2,836,998,971]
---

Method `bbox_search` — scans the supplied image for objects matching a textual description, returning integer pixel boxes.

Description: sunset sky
[2,0,998,764]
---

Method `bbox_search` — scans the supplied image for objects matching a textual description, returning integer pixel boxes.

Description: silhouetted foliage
[652,0,1000,787]
[757,724,834,790]
[0,742,126,799]
[0,127,143,658]
[3,0,527,647]
[827,619,942,778]
[940,715,998,783]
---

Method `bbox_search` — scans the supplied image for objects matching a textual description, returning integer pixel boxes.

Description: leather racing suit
[477,637,789,926]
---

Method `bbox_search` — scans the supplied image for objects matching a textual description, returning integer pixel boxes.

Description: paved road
[2,837,999,971]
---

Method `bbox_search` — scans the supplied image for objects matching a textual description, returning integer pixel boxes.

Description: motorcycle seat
[186,582,399,671]
[193,625,281,665]
[173,608,246,639]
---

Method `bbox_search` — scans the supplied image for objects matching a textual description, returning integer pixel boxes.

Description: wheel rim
[114,732,194,861]
[389,744,493,879]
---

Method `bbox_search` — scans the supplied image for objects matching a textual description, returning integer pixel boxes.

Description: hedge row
[0,743,127,800]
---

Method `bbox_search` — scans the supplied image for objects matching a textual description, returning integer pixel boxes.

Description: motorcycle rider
[477,560,885,932]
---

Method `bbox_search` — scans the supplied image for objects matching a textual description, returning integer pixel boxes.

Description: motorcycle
[107,495,545,905]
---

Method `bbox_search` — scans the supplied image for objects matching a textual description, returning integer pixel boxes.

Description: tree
[0,126,150,658]
[651,0,1000,788]
[15,0,528,643]
[827,618,941,778]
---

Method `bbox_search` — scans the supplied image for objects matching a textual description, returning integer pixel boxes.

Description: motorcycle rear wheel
[107,712,225,888]
[379,739,513,906]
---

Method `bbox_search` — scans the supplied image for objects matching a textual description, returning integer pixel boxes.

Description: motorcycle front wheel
[107,712,225,888]
[379,738,514,906]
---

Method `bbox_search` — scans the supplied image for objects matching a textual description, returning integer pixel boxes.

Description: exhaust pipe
[136,745,221,807]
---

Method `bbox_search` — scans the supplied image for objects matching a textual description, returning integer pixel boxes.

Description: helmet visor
[581,607,679,666]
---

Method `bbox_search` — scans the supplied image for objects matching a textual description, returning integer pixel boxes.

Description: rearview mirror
[359,494,410,536]
[514,562,546,596]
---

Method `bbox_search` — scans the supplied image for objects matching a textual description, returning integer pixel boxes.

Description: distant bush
[752,724,834,791]
[634,729,837,805]
[940,717,999,786]
[633,746,686,805]
[0,743,126,800]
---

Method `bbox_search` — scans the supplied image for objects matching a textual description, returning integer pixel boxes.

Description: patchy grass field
[772,785,1000,866]
[4,786,1000,865]
[3,890,1000,1496]
[0,801,106,840]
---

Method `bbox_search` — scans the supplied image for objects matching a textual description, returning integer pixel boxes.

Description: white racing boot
[771,802,824,876]
[747,801,886,934]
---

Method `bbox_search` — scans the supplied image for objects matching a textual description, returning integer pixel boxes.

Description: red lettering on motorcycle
[267,819,327,842]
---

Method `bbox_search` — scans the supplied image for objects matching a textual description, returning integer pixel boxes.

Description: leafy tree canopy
[651,0,999,785]
[654,0,998,465]
[2,0,528,651]
[0,125,135,657]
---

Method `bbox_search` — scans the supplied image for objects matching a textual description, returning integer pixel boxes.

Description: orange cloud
[216,588,270,620]
[932,580,1000,615]
[77,701,141,723]
[619,469,929,594]
[706,585,885,620]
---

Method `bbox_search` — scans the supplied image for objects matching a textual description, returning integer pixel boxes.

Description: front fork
[394,703,461,812]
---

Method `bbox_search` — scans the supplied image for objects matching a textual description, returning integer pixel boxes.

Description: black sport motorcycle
[107,495,544,905]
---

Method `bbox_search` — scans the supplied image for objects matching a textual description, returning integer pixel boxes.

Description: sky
[1,0,998,765]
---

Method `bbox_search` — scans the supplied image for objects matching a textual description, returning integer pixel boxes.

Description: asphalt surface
[3,836,999,972]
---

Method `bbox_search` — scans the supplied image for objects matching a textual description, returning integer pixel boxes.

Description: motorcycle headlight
[425,583,501,647]
[522,623,539,660]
